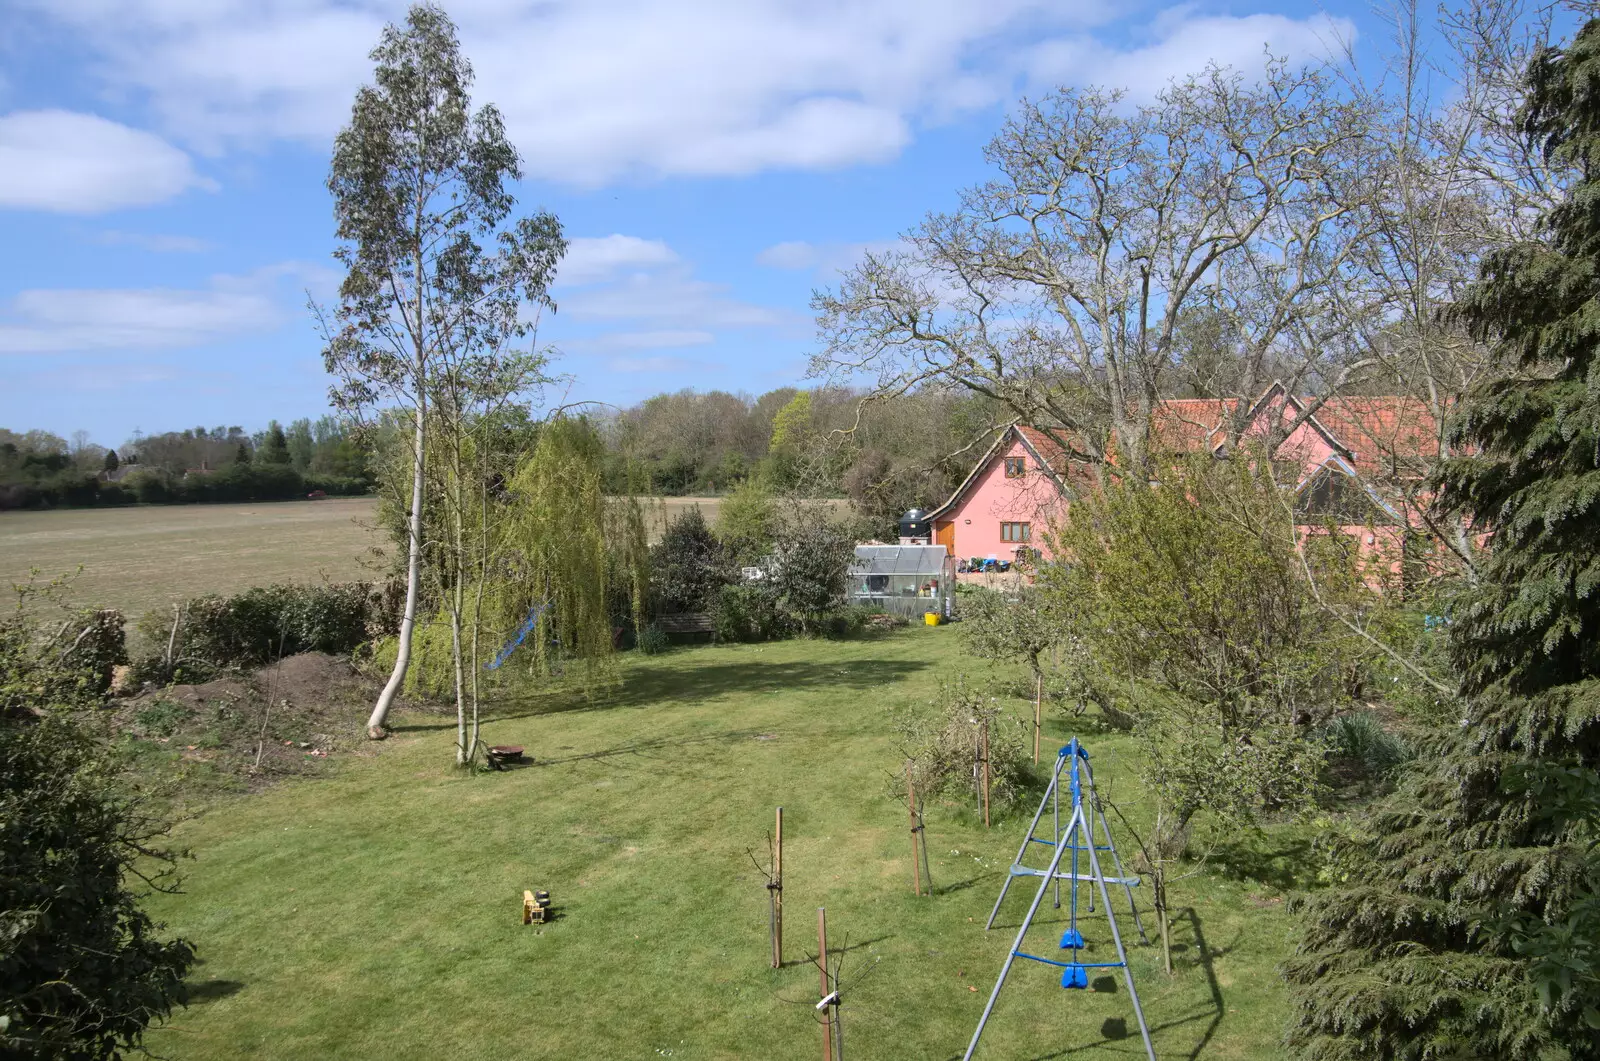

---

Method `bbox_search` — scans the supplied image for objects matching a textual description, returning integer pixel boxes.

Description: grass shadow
[1009,907,1227,1061]
[389,657,932,733]
[185,978,245,1004]
[1206,833,1318,891]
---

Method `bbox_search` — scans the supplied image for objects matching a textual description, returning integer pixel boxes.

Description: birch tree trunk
[367,390,425,739]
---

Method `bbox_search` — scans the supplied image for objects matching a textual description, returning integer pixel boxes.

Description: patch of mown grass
[141,628,1314,1060]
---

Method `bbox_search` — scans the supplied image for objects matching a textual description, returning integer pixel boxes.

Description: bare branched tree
[811,58,1386,481]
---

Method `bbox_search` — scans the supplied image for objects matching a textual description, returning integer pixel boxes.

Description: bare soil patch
[118,652,438,788]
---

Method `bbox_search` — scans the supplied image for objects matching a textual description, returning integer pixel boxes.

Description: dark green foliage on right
[1285,22,1600,1058]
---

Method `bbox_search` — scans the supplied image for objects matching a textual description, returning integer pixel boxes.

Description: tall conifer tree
[1284,21,1600,1059]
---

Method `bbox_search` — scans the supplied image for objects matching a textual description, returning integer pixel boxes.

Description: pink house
[927,383,1437,571]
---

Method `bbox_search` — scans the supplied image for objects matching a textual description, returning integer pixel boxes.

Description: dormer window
[1004,457,1026,478]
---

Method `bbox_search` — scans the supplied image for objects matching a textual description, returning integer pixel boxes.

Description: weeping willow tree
[491,417,615,692]
[374,415,632,764]
[606,491,652,643]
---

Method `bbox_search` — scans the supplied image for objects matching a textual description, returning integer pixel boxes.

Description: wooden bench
[657,613,714,635]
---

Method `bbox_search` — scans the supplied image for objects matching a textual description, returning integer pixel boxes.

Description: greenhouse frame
[849,545,957,619]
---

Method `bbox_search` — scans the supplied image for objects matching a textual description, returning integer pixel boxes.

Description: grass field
[139,629,1309,1061]
[0,499,387,623]
[0,496,844,624]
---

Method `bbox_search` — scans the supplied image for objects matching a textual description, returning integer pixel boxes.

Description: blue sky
[0,0,1379,449]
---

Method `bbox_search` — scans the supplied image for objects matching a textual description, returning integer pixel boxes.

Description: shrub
[133,581,388,680]
[822,604,879,639]
[894,676,1033,815]
[712,583,787,643]
[636,623,670,655]
[767,516,854,634]
[1316,710,1411,781]
[1,713,193,1059]
[650,507,735,614]
[2,592,127,714]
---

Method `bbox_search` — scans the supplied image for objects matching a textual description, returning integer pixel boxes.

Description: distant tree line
[0,417,373,511]
[597,384,1003,538]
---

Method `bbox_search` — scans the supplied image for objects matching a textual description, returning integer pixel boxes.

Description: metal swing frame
[962,739,1157,1061]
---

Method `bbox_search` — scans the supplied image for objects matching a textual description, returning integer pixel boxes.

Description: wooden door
[935,520,955,555]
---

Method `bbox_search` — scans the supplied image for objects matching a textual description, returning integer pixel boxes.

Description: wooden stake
[1034,672,1042,764]
[818,907,834,1061]
[981,718,991,829]
[773,807,784,968]
[906,762,922,896]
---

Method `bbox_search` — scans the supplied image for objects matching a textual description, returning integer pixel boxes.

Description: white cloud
[1022,13,1352,104]
[755,239,903,278]
[544,234,793,361]
[0,264,321,354]
[755,241,823,270]
[93,230,215,253]
[557,235,679,286]
[0,110,213,213]
[16,1,1349,185]
[562,270,793,330]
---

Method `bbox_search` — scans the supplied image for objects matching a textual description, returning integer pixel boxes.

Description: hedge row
[132,580,403,684]
[0,465,371,511]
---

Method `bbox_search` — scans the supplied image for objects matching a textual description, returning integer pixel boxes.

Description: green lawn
[141,628,1306,1060]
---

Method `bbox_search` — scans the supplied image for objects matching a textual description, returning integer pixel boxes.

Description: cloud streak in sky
[16,1,1354,186]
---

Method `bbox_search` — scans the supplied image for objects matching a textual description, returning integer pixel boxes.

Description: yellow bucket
[924,612,941,627]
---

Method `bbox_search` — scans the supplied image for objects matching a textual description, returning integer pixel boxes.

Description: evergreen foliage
[766,514,856,635]
[649,508,733,614]
[260,422,292,465]
[1285,23,1600,1058]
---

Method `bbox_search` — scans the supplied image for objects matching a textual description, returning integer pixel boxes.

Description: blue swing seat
[1060,963,1089,989]
[1059,928,1084,949]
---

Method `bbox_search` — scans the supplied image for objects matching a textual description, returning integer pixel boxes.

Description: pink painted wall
[935,434,1066,561]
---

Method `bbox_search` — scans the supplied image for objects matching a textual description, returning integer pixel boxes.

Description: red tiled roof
[1308,396,1441,475]
[933,388,1440,521]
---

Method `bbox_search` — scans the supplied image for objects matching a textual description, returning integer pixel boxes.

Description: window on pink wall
[1000,522,1031,542]
[1004,457,1026,478]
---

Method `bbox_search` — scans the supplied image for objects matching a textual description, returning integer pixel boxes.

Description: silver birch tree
[321,2,564,739]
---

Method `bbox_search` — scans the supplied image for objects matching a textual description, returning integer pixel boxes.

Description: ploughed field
[139,630,1307,1060]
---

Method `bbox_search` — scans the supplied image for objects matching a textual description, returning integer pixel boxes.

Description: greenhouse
[848,545,957,619]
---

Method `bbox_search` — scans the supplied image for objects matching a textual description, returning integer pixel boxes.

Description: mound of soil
[120,652,398,787]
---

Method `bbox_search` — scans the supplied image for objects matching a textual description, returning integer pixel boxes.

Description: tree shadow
[1206,833,1318,891]
[781,934,893,969]
[185,979,245,1004]
[388,657,931,733]
[530,728,767,768]
[1010,907,1228,1061]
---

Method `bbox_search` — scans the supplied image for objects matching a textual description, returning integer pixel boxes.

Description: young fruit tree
[1041,449,1353,973]
[320,3,564,739]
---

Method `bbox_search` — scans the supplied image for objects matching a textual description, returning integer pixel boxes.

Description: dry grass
[0,499,387,622]
[0,495,855,627]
